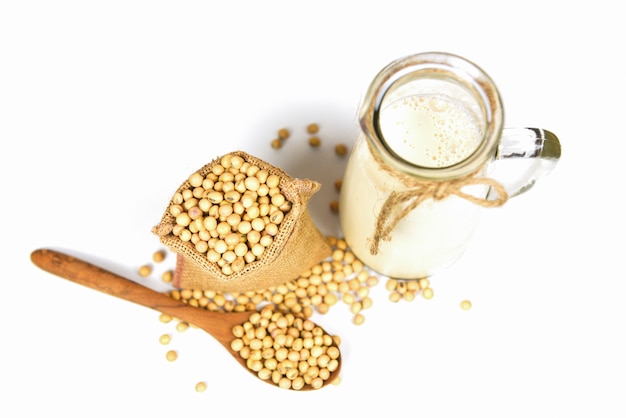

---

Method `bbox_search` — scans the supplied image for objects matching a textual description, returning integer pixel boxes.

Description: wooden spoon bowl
[30,248,341,390]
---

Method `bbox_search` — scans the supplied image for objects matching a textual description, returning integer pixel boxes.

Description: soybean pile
[167,153,292,276]
[137,123,448,392]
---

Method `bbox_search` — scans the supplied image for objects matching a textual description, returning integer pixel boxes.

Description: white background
[2,1,624,417]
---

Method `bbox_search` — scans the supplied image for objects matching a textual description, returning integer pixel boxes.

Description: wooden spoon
[30,248,341,390]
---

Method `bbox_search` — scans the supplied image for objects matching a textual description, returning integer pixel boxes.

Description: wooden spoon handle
[30,248,214,325]
[30,248,341,390]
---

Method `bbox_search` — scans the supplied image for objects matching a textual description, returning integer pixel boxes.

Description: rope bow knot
[369,169,509,256]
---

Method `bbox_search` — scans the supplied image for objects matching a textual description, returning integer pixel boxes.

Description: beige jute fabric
[152,151,331,293]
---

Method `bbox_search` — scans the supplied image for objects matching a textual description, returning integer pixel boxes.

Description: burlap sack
[152,151,331,293]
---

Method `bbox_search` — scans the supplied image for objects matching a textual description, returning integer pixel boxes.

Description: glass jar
[339,52,561,279]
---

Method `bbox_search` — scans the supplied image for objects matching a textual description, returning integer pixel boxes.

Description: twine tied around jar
[369,164,509,256]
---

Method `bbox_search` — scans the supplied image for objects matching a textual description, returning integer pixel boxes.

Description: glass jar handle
[487,128,561,199]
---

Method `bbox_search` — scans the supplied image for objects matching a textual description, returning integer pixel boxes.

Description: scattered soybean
[460,299,472,310]
[138,264,152,277]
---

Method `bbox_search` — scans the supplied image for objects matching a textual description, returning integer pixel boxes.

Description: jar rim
[360,51,504,180]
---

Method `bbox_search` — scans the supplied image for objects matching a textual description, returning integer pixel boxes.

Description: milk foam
[379,95,481,167]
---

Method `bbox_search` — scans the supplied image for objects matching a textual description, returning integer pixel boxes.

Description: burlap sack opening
[152,151,331,293]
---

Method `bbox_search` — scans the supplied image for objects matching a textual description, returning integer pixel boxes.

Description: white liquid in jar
[379,95,480,167]
[340,94,486,278]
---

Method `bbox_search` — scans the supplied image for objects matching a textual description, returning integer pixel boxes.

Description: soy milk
[339,95,487,278]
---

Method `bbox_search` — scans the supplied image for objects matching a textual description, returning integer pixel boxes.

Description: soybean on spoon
[30,248,341,390]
